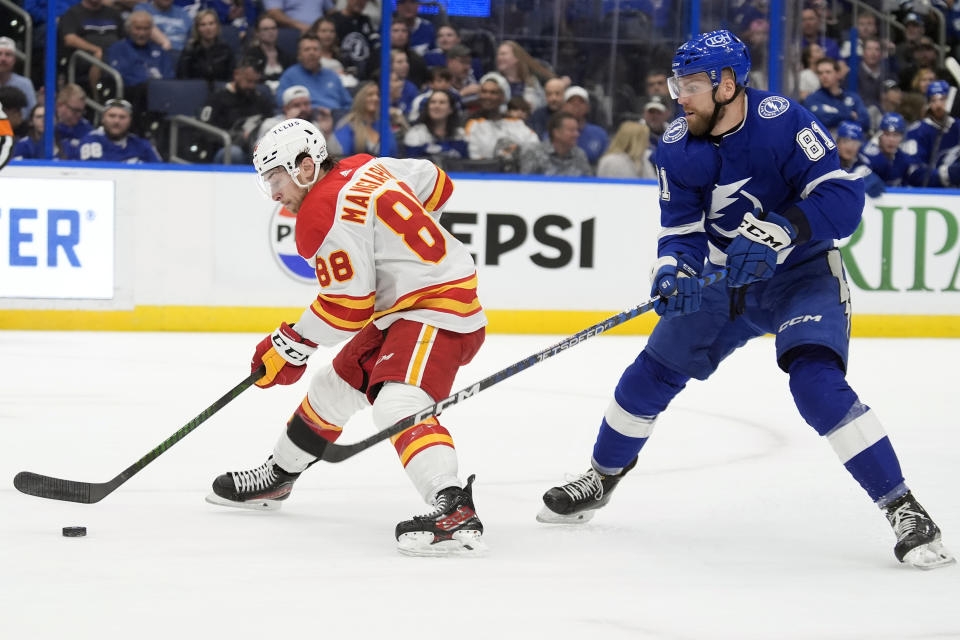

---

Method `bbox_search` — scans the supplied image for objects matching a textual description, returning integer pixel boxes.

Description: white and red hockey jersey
[292,154,486,346]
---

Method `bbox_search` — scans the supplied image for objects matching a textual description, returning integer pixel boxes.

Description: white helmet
[252,118,328,193]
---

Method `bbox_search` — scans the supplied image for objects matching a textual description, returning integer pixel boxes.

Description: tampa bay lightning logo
[662,117,688,144]
[758,96,790,119]
[269,203,316,283]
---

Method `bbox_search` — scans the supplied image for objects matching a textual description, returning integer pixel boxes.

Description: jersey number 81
[796,121,836,161]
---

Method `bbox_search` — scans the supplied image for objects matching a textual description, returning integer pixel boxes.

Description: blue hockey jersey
[860,140,917,186]
[71,128,162,163]
[903,116,960,168]
[653,88,864,271]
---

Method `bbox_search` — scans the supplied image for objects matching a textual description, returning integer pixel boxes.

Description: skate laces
[560,469,604,502]
[231,460,277,493]
[887,502,925,539]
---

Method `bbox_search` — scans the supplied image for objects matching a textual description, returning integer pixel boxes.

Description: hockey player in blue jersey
[861,112,917,186]
[835,120,885,198]
[71,98,161,163]
[537,30,954,570]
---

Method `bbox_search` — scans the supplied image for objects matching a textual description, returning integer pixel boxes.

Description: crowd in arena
[3,0,960,186]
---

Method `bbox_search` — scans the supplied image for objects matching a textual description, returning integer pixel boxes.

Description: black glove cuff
[782,206,811,244]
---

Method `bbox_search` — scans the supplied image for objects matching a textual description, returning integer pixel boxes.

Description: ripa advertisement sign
[0,178,115,299]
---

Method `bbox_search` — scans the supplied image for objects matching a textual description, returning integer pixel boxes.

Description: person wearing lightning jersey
[537,30,954,570]
[207,118,487,556]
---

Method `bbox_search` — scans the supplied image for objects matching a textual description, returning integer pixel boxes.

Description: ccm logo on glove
[252,322,318,388]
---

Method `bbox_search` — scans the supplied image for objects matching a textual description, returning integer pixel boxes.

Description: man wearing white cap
[465,72,538,162]
[257,84,343,156]
[562,85,608,165]
[0,37,36,119]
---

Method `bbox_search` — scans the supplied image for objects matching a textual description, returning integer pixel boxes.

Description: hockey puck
[62,526,87,537]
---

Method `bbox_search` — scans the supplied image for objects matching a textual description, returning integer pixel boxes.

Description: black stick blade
[14,472,95,503]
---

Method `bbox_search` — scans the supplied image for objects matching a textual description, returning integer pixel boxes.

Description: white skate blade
[397,530,486,557]
[903,540,957,570]
[535,505,596,524]
[204,492,283,511]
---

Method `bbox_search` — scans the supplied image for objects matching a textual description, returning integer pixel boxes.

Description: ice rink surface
[1,330,958,639]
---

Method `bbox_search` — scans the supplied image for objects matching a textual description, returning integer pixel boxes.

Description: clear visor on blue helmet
[668,72,716,99]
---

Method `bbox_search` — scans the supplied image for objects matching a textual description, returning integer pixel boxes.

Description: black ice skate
[395,474,485,556]
[205,456,301,511]
[537,456,638,524]
[884,491,956,570]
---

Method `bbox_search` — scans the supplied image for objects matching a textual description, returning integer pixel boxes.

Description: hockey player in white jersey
[206,119,487,556]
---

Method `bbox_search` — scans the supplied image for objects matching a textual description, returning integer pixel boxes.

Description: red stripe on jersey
[295,154,376,259]
[425,167,454,212]
[310,291,375,331]
[373,273,482,320]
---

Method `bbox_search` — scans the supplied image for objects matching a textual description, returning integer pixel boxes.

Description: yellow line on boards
[0,307,957,337]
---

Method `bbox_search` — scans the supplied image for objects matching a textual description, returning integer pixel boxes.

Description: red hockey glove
[252,322,318,388]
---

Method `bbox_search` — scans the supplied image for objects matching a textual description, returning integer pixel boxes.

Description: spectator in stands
[641,95,670,147]
[530,76,569,139]
[834,120,885,198]
[597,120,657,179]
[108,11,174,131]
[334,81,397,156]
[0,38,36,120]
[0,87,28,137]
[58,0,125,92]
[387,71,412,140]
[12,104,45,159]
[506,96,531,123]
[904,80,960,172]
[395,0,435,57]
[858,37,896,112]
[446,44,480,109]
[801,6,839,60]
[496,41,553,112]
[804,57,870,131]
[177,9,235,83]
[839,12,890,62]
[520,111,591,177]
[424,23,470,70]
[895,12,926,73]
[244,14,296,94]
[331,0,378,79]
[464,72,538,165]
[390,49,420,116]
[72,98,161,163]
[408,67,454,122]
[640,69,676,115]
[307,17,357,89]
[276,33,352,111]
[403,89,467,160]
[798,43,825,102]
[562,86,608,165]
[371,21,428,88]
[201,58,275,162]
[264,0,333,34]
[861,112,915,186]
[135,0,192,55]
[898,37,943,93]
[55,83,94,159]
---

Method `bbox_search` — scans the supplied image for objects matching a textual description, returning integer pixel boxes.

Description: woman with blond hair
[334,81,398,157]
[496,40,554,111]
[597,121,657,179]
[176,9,235,82]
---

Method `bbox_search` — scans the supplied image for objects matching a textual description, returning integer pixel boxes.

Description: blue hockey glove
[650,253,702,317]
[725,209,796,288]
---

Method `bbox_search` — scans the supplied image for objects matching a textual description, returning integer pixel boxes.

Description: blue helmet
[670,30,751,94]
[879,112,906,134]
[836,120,864,142]
[927,80,950,100]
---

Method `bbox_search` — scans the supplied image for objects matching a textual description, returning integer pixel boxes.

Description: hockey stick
[13,366,266,504]
[321,270,727,463]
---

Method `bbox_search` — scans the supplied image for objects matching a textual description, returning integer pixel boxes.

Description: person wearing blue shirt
[562,86,608,165]
[861,112,918,186]
[395,0,435,57]
[903,81,960,175]
[72,99,162,163]
[803,57,870,132]
[334,81,398,157]
[108,12,175,88]
[135,0,192,53]
[276,33,352,111]
[537,30,954,571]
